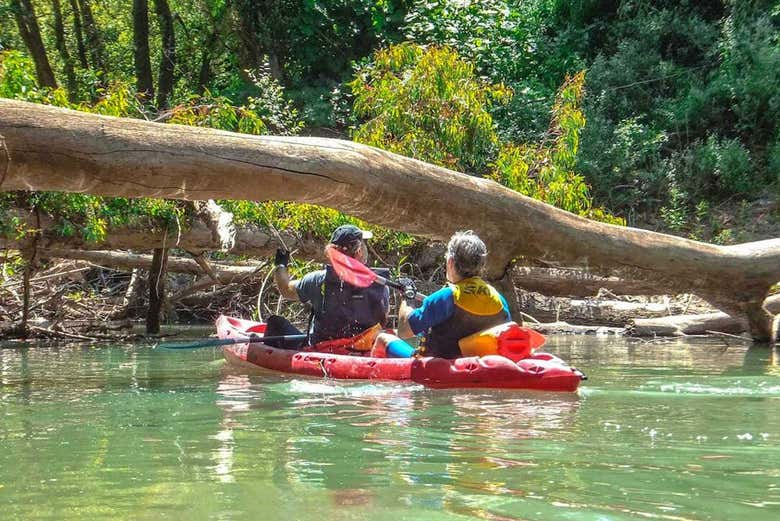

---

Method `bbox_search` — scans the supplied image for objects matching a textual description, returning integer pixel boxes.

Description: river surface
[1,335,778,520]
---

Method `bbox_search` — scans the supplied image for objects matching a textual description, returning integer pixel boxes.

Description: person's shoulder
[298,269,327,290]
[424,285,455,303]
[300,269,326,283]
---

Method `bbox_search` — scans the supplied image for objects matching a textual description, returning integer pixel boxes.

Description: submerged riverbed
[1,335,778,520]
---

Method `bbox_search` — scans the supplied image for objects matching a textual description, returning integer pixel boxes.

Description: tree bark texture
[68,0,89,69]
[627,313,748,337]
[513,266,663,297]
[146,247,168,334]
[154,0,176,109]
[11,0,58,89]
[78,0,105,72]
[40,248,263,283]
[51,0,77,99]
[0,100,779,339]
[133,0,155,101]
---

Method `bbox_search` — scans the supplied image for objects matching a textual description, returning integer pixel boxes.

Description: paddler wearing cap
[267,224,390,348]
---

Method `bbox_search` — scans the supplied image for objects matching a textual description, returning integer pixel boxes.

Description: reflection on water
[0,337,778,520]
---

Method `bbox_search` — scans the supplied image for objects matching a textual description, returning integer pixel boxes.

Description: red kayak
[217,315,585,392]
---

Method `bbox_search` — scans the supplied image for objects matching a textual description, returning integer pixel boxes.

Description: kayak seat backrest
[247,323,267,334]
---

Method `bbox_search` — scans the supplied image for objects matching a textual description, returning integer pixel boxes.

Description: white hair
[446,230,487,278]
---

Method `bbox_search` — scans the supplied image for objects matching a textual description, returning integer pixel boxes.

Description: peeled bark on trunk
[11,0,58,89]
[627,295,779,339]
[40,248,263,283]
[523,295,710,327]
[1,100,779,339]
[154,0,176,109]
[146,247,168,334]
[531,322,624,336]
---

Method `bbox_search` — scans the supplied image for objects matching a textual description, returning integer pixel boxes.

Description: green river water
[1,335,778,521]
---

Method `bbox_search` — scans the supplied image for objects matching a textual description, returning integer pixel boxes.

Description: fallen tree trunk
[627,295,780,337]
[522,295,710,327]
[38,248,263,282]
[513,266,663,297]
[627,313,747,337]
[530,321,625,336]
[1,100,779,339]
[1,206,313,258]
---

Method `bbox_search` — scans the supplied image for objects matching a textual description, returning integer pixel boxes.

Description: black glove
[274,248,290,267]
[396,277,417,300]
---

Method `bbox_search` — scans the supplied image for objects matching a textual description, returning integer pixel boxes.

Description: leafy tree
[489,72,623,223]
[0,50,305,243]
[402,0,586,142]
[9,0,58,88]
[350,43,511,174]
[351,44,622,223]
[577,0,779,234]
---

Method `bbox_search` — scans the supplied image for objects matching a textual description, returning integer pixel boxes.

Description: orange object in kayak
[458,321,547,361]
[217,316,585,392]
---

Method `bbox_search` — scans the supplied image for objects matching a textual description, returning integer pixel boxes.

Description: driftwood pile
[2,247,776,343]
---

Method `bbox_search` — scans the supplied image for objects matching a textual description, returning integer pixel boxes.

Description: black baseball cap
[330,224,373,247]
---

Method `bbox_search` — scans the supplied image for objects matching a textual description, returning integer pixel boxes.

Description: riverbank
[3,255,775,343]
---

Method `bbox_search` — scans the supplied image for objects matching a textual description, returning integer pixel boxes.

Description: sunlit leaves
[351,43,510,174]
[488,71,624,224]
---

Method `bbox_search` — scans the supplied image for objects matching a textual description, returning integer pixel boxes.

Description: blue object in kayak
[386,339,416,358]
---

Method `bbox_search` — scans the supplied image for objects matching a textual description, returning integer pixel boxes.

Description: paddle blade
[325,245,378,288]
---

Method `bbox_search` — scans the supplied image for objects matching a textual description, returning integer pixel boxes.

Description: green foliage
[350,43,511,174]
[0,50,38,98]
[488,72,624,224]
[403,0,557,81]
[659,180,689,233]
[578,1,779,233]
[220,200,417,253]
[0,193,23,239]
[167,66,302,135]
[580,117,668,215]
[402,0,578,141]
[23,192,186,243]
[351,46,622,224]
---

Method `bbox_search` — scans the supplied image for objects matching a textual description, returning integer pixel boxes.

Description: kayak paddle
[159,334,307,350]
[325,245,426,301]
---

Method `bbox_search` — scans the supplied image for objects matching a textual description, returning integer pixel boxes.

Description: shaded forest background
[1,0,779,332]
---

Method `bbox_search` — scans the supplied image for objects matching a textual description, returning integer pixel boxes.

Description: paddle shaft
[160,334,307,350]
[374,274,427,302]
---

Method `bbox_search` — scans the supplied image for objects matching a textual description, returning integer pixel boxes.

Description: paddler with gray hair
[373,230,511,359]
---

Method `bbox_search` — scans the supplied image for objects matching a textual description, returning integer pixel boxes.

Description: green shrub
[350,43,511,175]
